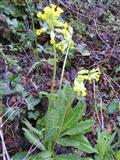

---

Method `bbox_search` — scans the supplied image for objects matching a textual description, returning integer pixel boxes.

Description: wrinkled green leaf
[62,101,86,132]
[11,152,27,160]
[55,153,93,160]
[23,128,45,151]
[57,135,97,153]
[23,120,43,138]
[36,151,53,159]
[62,119,94,136]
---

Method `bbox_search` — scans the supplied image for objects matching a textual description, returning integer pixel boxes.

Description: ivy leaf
[27,111,40,120]
[6,18,18,33]
[107,99,120,114]
[0,80,13,97]
[76,43,91,56]
[25,95,40,110]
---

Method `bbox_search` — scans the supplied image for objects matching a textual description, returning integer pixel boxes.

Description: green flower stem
[51,46,57,93]
[59,43,70,90]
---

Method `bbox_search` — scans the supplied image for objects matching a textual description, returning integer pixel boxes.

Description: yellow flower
[89,68,101,81]
[73,86,81,95]
[60,47,64,53]
[50,4,56,9]
[50,31,55,44]
[74,68,101,96]
[55,27,70,38]
[36,29,42,35]
[76,68,100,83]
[73,80,81,94]
[70,40,74,49]
[77,75,87,82]
[63,22,68,29]
[56,7,64,14]
[36,4,74,52]
[43,6,50,14]
[42,13,47,20]
[96,75,100,81]
[54,20,64,27]
[55,28,63,33]
[73,80,87,96]
[37,12,42,18]
[43,5,56,16]
[50,38,55,44]
[78,69,89,75]
[81,90,87,96]
[55,43,65,52]
[61,28,67,35]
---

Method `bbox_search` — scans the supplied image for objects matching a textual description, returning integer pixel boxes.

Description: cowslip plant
[73,68,101,96]
[36,4,74,91]
[20,85,96,160]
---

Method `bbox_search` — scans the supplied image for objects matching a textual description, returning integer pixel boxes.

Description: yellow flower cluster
[36,4,74,52]
[74,68,101,96]
[74,80,87,97]
[37,4,63,29]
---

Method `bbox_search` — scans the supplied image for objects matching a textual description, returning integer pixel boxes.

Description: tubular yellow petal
[50,38,55,44]
[37,12,42,18]
[36,29,42,35]
[56,7,64,14]
[78,69,89,75]
[63,23,68,29]
[81,90,87,96]
[42,14,47,20]
[44,6,50,13]
[50,4,56,9]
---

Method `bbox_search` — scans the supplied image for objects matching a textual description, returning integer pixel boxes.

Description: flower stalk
[51,46,57,92]
[59,43,70,90]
